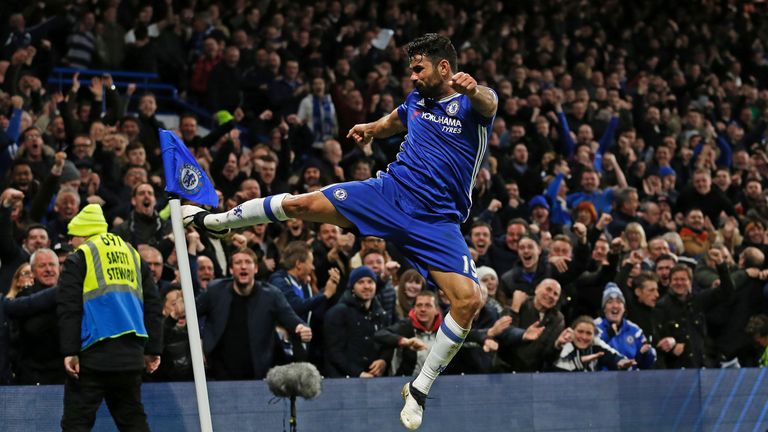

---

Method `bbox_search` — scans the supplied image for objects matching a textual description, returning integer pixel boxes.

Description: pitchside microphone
[266,362,323,399]
[266,362,323,432]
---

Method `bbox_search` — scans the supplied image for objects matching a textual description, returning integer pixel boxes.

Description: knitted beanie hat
[348,265,377,289]
[67,203,108,238]
[601,282,625,308]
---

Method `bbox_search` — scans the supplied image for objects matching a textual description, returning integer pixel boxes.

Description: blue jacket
[595,317,656,369]
[268,269,329,323]
[566,188,615,216]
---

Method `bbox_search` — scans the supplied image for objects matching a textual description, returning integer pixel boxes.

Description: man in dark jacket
[57,204,163,430]
[324,266,393,378]
[197,248,311,380]
[3,284,60,384]
[709,247,767,367]
[675,168,735,224]
[499,236,552,303]
[14,247,62,384]
[494,278,565,372]
[654,252,731,369]
[625,272,661,343]
[112,182,171,247]
[136,93,166,170]
[207,46,243,112]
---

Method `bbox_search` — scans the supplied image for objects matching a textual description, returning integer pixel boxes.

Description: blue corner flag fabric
[160,129,218,207]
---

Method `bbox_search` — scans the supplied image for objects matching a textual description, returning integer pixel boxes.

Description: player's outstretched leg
[182,191,353,234]
[182,193,291,233]
[400,270,482,430]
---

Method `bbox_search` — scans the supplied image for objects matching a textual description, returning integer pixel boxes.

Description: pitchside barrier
[1,369,766,431]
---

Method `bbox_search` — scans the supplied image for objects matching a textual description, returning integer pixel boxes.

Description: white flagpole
[169,197,214,432]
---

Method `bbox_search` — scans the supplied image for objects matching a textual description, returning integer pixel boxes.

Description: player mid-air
[182,33,498,430]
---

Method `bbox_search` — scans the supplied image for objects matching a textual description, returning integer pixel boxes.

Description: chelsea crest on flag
[159,129,219,207]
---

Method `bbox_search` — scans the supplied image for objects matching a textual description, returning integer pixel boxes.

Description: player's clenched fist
[449,72,479,96]
[347,123,374,146]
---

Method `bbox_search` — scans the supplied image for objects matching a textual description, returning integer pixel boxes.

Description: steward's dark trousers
[61,368,150,432]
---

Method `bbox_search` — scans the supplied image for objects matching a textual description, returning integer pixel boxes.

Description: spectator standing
[65,12,96,69]
[13,247,61,384]
[654,253,730,369]
[207,46,242,112]
[268,241,340,366]
[196,249,311,380]
[57,204,162,430]
[297,77,338,148]
[324,266,392,378]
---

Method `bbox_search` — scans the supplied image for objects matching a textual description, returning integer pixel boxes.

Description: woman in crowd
[551,316,635,372]
[394,269,427,320]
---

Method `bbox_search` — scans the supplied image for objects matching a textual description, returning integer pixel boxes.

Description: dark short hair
[405,33,457,72]
[281,241,312,269]
[19,126,40,141]
[507,218,529,230]
[180,113,198,123]
[670,264,692,280]
[744,178,762,189]
[11,158,31,171]
[126,141,144,153]
[471,220,492,234]
[25,223,48,239]
[362,248,385,261]
[746,314,768,338]
[131,182,154,197]
[655,253,677,265]
[633,271,659,289]
[614,187,638,210]
[120,116,140,126]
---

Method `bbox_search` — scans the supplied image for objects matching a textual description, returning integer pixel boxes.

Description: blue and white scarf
[312,95,335,143]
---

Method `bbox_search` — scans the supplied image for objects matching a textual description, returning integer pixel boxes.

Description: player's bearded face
[409,55,442,98]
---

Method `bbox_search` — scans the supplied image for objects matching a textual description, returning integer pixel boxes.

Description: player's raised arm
[346,109,406,146]
[450,72,497,118]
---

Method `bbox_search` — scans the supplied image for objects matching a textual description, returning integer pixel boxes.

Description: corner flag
[160,129,218,207]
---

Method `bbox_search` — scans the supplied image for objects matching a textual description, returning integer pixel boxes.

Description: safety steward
[57,203,163,431]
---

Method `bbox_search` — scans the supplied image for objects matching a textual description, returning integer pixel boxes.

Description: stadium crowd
[2,0,768,384]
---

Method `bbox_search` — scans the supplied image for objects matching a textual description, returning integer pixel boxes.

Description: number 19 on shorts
[462,255,478,278]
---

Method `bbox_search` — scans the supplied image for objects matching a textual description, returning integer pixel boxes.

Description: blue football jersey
[391,89,496,222]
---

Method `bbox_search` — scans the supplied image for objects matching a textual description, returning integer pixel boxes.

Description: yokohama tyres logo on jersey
[421,112,462,127]
[421,112,463,133]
